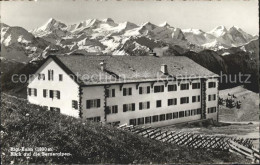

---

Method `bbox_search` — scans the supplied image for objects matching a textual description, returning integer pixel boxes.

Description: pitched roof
[50,55,219,85]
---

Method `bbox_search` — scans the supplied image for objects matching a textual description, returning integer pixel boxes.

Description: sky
[1,0,259,35]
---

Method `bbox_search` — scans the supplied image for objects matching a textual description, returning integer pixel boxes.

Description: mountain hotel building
[28,55,219,127]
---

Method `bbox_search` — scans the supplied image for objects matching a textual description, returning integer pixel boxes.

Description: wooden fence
[118,124,259,163]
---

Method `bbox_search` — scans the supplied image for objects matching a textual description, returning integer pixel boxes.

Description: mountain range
[0,18,258,63]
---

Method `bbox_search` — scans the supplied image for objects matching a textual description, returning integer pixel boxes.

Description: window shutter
[57,91,60,99]
[51,70,54,80]
[43,89,46,97]
[139,102,142,110]
[48,70,50,80]
[139,87,143,94]
[123,88,126,96]
[147,102,150,109]
[112,89,115,97]
[50,90,53,98]
[147,86,150,93]
[168,99,170,106]
[34,89,37,96]
[129,88,132,95]
[132,103,135,111]
[162,86,164,92]
[86,100,91,109]
[97,99,100,107]
[59,74,63,81]
[115,105,118,113]
[28,88,31,96]
[123,104,127,112]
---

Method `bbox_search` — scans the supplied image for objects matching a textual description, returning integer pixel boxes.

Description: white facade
[28,58,80,117]
[28,58,219,127]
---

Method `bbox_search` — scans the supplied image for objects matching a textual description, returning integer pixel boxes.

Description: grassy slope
[219,86,259,122]
[1,93,249,164]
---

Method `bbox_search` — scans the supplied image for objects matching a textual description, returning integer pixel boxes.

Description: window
[168,98,177,106]
[59,74,63,81]
[87,116,101,122]
[28,88,37,96]
[34,89,37,96]
[145,116,152,124]
[48,70,54,81]
[49,90,60,99]
[43,89,48,98]
[180,97,189,104]
[129,119,137,126]
[192,82,200,89]
[139,86,150,94]
[180,83,189,90]
[208,82,216,88]
[86,99,101,109]
[72,100,78,110]
[38,74,45,80]
[50,107,60,113]
[191,109,197,116]
[123,103,135,112]
[192,95,201,103]
[152,115,159,122]
[108,105,118,114]
[185,110,191,117]
[208,94,216,101]
[33,89,37,96]
[154,85,164,93]
[179,111,185,118]
[156,100,162,108]
[166,113,172,120]
[168,84,177,92]
[208,107,217,114]
[123,88,132,96]
[160,114,165,121]
[139,101,150,110]
[137,118,144,125]
[173,112,178,119]
[197,108,202,114]
[107,89,115,98]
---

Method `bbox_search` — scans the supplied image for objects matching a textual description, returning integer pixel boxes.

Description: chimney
[100,61,106,71]
[161,64,168,74]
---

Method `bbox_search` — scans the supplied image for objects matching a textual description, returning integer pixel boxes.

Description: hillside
[1,58,43,98]
[219,86,259,122]
[1,93,249,164]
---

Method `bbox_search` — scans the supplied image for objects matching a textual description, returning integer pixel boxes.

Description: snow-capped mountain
[31,18,70,44]
[183,25,255,50]
[1,18,257,62]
